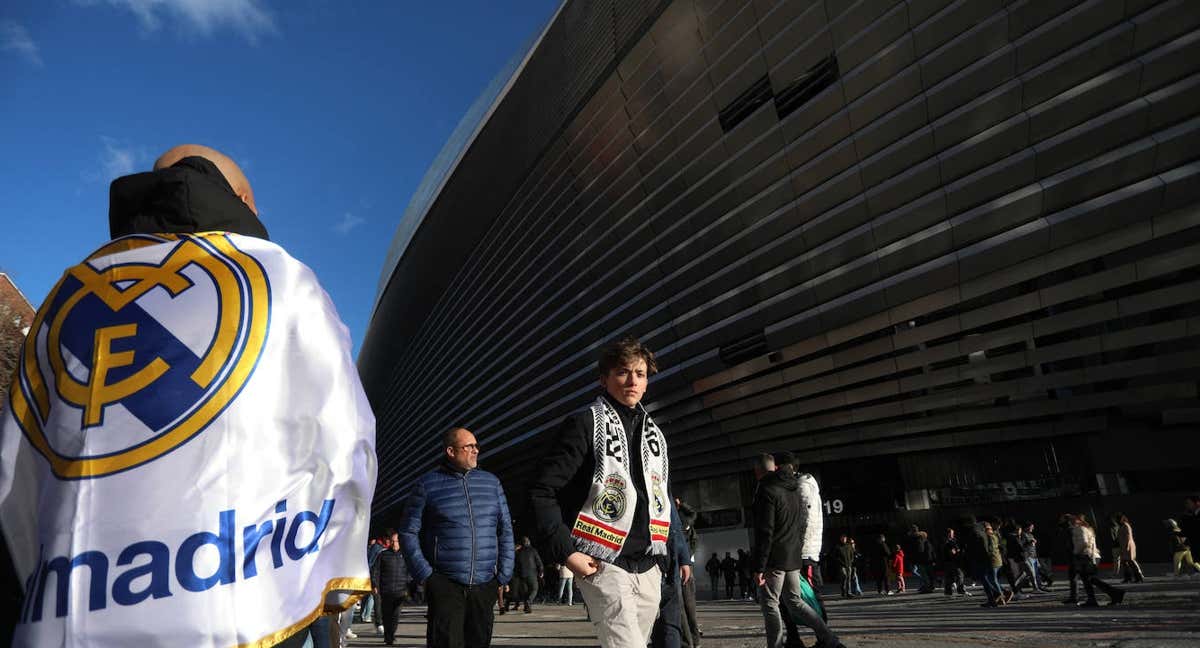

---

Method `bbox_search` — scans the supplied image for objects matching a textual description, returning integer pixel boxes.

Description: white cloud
[333,212,365,235]
[79,0,277,43]
[82,137,145,184]
[1,21,43,67]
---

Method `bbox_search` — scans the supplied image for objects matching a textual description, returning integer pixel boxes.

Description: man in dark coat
[752,461,843,648]
[705,553,722,600]
[941,528,967,596]
[871,534,890,595]
[371,531,410,646]
[513,537,544,613]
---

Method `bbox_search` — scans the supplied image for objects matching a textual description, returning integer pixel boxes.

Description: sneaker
[344,630,357,639]
[1109,590,1125,606]
[376,625,384,636]
[962,591,972,597]
[1077,600,1100,608]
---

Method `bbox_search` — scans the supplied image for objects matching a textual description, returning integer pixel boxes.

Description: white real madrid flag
[0,232,377,646]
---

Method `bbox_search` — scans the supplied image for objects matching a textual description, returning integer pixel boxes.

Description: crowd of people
[349,329,1200,648]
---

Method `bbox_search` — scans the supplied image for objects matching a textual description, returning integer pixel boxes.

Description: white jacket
[797,473,824,561]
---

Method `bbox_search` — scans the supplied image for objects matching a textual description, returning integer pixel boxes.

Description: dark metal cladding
[361,0,1200,557]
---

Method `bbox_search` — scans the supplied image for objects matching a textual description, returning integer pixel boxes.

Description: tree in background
[0,274,35,408]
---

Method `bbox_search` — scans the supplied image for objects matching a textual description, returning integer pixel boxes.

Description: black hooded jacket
[752,470,805,572]
[108,155,269,240]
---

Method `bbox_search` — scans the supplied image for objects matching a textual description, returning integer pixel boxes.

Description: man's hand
[754,572,766,587]
[680,564,692,584]
[565,551,600,578]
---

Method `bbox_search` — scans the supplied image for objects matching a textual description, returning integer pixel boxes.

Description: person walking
[365,537,386,632]
[1166,518,1200,576]
[941,528,967,596]
[871,534,890,595]
[676,498,703,648]
[914,531,936,593]
[528,338,678,648]
[399,427,515,648]
[371,531,410,646]
[721,552,738,599]
[557,563,576,605]
[738,549,754,600]
[751,456,844,648]
[1114,514,1144,583]
[847,540,864,597]
[650,502,694,648]
[706,553,722,600]
[1021,522,1049,592]
[1054,513,1081,604]
[887,545,905,595]
[1107,515,1124,578]
[983,521,1010,606]
[1071,514,1125,607]
[836,536,855,598]
[513,537,544,613]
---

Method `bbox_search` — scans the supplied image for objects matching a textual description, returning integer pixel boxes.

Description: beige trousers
[577,562,662,648]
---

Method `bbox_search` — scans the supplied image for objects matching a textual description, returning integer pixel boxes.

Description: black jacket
[871,537,890,566]
[942,536,963,565]
[371,549,409,596]
[751,470,806,572]
[836,541,855,568]
[529,394,660,571]
[108,155,269,240]
[514,545,544,580]
[959,521,990,569]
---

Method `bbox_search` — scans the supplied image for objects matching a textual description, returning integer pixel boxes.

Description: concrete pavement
[344,575,1200,647]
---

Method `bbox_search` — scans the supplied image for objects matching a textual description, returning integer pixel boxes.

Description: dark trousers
[516,576,538,607]
[875,561,888,593]
[681,576,700,648]
[709,574,720,600]
[1074,557,1123,603]
[426,574,500,648]
[724,574,736,598]
[380,593,405,645]
[651,564,684,648]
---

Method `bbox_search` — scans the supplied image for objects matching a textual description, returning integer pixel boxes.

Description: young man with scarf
[529,337,674,648]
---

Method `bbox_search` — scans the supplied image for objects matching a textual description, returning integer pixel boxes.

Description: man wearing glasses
[399,428,515,648]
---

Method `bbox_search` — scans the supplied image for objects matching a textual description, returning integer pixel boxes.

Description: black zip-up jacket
[751,470,806,572]
[529,394,661,572]
[371,549,409,596]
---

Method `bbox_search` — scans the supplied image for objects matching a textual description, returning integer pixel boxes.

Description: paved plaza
[346,575,1200,648]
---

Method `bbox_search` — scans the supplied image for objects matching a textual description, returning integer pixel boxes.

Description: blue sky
[0,0,559,356]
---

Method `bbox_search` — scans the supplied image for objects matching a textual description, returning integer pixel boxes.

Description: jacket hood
[108,156,269,240]
[763,469,799,491]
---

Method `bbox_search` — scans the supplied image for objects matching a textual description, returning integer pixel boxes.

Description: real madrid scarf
[570,397,670,562]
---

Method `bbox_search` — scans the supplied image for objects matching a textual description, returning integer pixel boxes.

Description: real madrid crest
[592,473,628,523]
[7,233,270,479]
[651,472,667,516]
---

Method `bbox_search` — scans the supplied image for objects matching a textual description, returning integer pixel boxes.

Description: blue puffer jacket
[399,464,515,586]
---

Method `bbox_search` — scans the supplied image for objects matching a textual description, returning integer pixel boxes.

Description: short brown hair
[597,336,658,376]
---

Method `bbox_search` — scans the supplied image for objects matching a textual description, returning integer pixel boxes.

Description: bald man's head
[155,144,257,215]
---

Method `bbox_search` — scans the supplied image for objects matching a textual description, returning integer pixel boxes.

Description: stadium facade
[359,0,1200,566]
